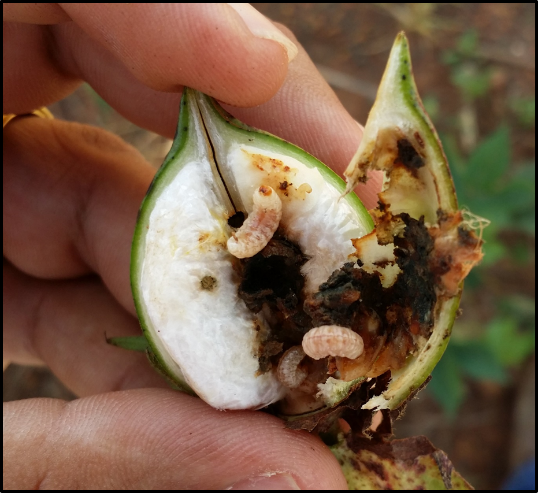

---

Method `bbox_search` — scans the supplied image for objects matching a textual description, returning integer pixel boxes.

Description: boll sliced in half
[130,32,484,414]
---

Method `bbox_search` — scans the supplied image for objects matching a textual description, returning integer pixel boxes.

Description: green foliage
[430,294,535,417]
[443,29,491,101]
[429,339,509,419]
[486,317,535,367]
[428,346,467,419]
[451,63,492,100]
[443,126,535,262]
[510,96,535,128]
[485,296,536,367]
[429,127,535,416]
[441,29,478,65]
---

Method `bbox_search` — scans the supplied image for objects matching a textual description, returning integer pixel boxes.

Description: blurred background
[4,3,535,490]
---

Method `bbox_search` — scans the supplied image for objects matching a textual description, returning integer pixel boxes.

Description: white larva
[302,325,364,360]
[277,346,308,389]
[227,185,282,259]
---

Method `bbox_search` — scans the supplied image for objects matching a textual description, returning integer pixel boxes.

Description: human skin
[3,4,381,489]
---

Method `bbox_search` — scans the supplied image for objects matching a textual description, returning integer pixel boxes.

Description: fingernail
[228,472,301,490]
[228,3,298,62]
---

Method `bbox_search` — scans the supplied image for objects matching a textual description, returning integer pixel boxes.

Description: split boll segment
[131,33,486,415]
[227,185,282,259]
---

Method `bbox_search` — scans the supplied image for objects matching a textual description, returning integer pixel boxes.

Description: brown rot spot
[305,214,437,380]
[257,339,283,374]
[414,131,425,148]
[200,276,217,291]
[239,234,311,348]
[279,181,289,190]
[457,225,479,248]
[361,459,387,480]
[259,185,272,196]
[227,211,245,229]
[395,139,425,170]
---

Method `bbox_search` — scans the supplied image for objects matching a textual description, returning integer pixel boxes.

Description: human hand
[4,4,380,489]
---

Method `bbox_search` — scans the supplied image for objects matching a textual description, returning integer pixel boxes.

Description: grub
[302,325,365,360]
[277,346,308,388]
[227,186,282,259]
[304,213,437,379]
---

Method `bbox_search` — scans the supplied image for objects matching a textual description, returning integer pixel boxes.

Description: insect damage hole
[227,186,282,259]
[227,211,245,228]
[200,276,217,291]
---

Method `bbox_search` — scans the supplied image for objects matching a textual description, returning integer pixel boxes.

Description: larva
[302,325,364,360]
[227,185,282,259]
[277,346,308,389]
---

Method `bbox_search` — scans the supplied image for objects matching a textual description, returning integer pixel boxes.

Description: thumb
[3,388,348,490]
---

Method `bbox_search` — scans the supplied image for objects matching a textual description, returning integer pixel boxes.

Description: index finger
[3,3,381,194]
[3,3,290,113]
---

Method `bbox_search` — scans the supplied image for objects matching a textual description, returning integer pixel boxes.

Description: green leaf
[428,346,466,418]
[456,29,479,56]
[451,341,508,384]
[494,186,535,215]
[512,211,536,235]
[451,63,492,100]
[506,162,536,234]
[107,335,148,352]
[500,295,536,321]
[479,240,506,266]
[462,196,508,229]
[442,50,461,66]
[512,161,536,183]
[485,317,535,367]
[510,96,535,127]
[466,125,511,191]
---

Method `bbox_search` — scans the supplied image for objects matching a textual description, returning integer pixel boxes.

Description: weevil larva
[227,185,282,259]
[302,325,364,360]
[277,346,308,389]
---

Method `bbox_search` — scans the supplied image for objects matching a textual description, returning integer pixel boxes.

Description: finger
[56,20,380,207]
[3,3,70,24]
[3,116,153,312]
[3,389,348,489]
[3,3,291,114]
[222,24,383,208]
[3,5,381,204]
[3,261,166,396]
